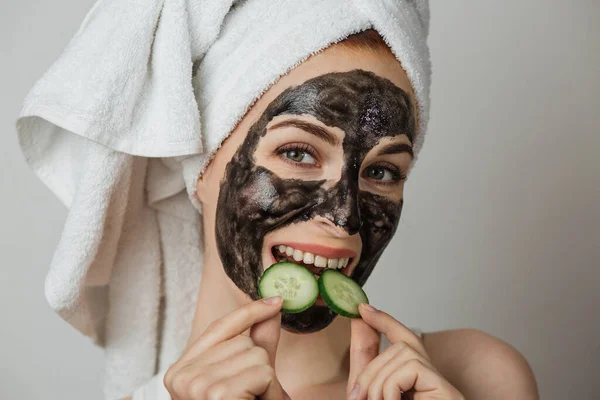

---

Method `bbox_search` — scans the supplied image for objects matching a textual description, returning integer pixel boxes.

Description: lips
[270,244,355,277]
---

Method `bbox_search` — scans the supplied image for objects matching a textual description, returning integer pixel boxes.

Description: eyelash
[274,144,407,185]
[275,143,320,168]
[363,162,407,186]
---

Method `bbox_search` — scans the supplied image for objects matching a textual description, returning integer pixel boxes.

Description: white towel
[15,0,431,398]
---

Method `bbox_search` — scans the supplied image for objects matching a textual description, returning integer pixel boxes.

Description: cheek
[359,181,405,204]
[223,164,326,231]
[245,169,277,203]
[198,152,238,207]
[359,194,401,241]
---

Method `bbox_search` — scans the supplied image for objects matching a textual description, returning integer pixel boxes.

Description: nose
[321,173,362,235]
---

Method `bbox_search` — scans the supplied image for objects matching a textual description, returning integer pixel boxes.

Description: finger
[366,346,438,400]
[347,316,380,395]
[358,304,428,360]
[181,346,273,398]
[181,296,283,362]
[352,341,434,400]
[206,364,287,400]
[381,359,458,399]
[165,336,255,389]
[250,309,282,366]
[189,334,255,367]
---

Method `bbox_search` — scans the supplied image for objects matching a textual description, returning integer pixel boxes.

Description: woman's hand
[163,296,290,400]
[347,303,464,400]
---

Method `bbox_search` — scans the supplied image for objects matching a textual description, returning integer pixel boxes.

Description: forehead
[260,70,415,146]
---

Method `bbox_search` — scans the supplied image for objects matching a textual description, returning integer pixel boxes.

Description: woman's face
[197,43,416,333]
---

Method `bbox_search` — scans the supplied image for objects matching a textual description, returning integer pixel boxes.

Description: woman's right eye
[276,143,319,167]
[283,149,315,164]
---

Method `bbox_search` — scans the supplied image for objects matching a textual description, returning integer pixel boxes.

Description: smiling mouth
[271,245,354,277]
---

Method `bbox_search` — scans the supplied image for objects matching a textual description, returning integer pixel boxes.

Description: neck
[276,315,352,390]
[186,240,352,391]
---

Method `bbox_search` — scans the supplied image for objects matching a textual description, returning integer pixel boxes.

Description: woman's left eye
[365,166,396,181]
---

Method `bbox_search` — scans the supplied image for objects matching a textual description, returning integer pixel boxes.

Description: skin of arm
[423,329,540,399]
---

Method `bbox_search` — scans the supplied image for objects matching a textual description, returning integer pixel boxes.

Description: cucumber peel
[318,269,369,318]
[258,262,319,313]
[258,262,369,318]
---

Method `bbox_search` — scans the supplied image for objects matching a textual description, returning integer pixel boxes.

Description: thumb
[347,316,380,394]
[250,309,282,367]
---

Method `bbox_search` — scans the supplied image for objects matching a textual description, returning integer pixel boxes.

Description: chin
[280,304,338,333]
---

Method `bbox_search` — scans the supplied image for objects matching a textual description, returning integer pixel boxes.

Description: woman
[16,1,538,399]
[156,31,538,399]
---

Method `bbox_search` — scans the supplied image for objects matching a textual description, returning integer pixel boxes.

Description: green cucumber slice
[318,269,369,318]
[258,262,319,313]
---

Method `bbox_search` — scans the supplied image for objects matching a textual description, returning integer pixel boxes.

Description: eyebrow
[268,119,339,146]
[377,142,414,158]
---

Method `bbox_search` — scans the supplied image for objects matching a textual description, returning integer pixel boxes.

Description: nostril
[314,215,360,238]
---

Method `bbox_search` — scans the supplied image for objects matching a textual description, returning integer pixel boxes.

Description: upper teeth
[276,245,350,269]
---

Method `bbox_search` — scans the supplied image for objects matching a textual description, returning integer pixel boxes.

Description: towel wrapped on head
[15,0,431,397]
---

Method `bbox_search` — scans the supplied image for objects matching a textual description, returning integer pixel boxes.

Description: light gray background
[2,1,598,399]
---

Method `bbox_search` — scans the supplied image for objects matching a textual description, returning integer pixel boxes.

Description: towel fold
[16,0,431,398]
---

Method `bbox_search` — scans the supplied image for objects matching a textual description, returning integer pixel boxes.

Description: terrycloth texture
[16,0,431,398]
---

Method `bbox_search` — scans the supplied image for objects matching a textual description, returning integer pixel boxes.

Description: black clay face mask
[215,69,415,333]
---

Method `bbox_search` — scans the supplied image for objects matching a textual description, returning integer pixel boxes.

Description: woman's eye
[284,149,316,164]
[366,166,395,181]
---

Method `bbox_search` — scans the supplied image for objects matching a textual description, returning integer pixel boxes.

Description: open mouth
[270,244,354,278]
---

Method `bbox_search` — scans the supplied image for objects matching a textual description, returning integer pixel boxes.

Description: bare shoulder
[421,328,539,400]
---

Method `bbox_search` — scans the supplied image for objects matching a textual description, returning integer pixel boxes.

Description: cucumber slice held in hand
[318,269,369,318]
[258,262,319,313]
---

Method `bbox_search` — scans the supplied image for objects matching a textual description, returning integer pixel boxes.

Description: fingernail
[361,303,378,312]
[263,296,283,305]
[348,384,360,400]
